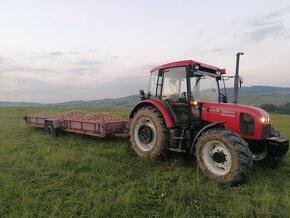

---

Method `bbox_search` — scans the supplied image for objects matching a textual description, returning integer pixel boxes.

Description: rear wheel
[44,122,60,137]
[195,128,252,186]
[130,106,169,160]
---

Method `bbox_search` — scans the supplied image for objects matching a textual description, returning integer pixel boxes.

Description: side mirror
[139,89,145,100]
[239,77,243,87]
[220,93,228,103]
[222,95,228,103]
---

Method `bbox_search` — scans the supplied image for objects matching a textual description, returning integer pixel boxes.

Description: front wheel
[195,128,252,186]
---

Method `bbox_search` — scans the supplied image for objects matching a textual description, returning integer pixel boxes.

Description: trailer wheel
[252,127,286,167]
[130,106,169,160]
[44,122,60,137]
[195,128,252,186]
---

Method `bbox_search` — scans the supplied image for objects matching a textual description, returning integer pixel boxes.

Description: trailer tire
[130,106,169,160]
[195,128,252,186]
[44,122,60,137]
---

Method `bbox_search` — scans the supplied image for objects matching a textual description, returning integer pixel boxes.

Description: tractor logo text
[203,107,236,117]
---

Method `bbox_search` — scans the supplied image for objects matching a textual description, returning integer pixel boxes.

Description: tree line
[260,103,290,115]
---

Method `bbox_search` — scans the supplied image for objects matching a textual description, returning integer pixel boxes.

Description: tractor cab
[146,60,225,126]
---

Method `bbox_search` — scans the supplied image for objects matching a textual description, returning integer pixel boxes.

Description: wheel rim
[202,140,232,176]
[134,118,156,151]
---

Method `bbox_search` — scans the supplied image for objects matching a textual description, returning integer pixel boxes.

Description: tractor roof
[150,60,221,72]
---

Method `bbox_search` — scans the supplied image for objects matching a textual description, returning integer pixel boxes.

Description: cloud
[247,5,290,27]
[243,6,290,42]
[111,55,119,59]
[264,5,290,19]
[0,56,5,64]
[88,49,100,53]
[5,66,51,73]
[49,51,63,56]
[77,59,103,65]
[246,25,285,42]
[213,48,223,52]
[250,19,283,27]
[67,51,80,55]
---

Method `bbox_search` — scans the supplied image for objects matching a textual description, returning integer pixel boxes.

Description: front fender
[190,122,225,154]
[130,100,174,128]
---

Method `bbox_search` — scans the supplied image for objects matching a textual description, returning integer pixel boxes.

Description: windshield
[190,73,219,102]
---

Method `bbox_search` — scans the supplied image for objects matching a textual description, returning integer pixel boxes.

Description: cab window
[161,67,187,101]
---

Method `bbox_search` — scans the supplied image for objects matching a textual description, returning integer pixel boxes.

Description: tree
[260,104,279,113]
[281,102,290,115]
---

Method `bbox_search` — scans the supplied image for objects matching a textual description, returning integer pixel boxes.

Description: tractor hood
[201,102,270,140]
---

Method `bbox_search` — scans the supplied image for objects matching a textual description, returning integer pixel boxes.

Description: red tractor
[129,54,289,186]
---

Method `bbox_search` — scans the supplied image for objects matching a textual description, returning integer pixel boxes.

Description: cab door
[161,67,189,125]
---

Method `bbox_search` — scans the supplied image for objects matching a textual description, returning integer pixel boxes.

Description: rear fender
[190,122,225,154]
[130,100,174,128]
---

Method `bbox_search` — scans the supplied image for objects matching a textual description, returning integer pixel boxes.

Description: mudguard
[190,122,225,154]
[130,100,174,128]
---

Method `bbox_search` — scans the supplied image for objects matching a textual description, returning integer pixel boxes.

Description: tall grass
[0,107,289,217]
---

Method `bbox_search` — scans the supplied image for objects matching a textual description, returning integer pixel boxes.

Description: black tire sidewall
[130,107,168,159]
[195,128,252,185]
[44,122,56,137]
[196,131,239,184]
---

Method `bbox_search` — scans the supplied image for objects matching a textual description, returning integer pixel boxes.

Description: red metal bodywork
[151,60,222,72]
[201,103,270,140]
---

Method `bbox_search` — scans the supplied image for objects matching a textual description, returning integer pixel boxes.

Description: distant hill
[225,86,290,94]
[0,101,44,107]
[224,86,290,106]
[1,86,290,107]
[50,95,140,107]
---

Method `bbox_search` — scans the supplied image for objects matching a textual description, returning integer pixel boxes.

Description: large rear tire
[130,106,169,160]
[195,128,252,186]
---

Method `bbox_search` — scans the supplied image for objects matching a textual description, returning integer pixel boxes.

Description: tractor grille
[262,124,271,139]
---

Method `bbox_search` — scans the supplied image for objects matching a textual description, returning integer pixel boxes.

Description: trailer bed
[24,113,130,138]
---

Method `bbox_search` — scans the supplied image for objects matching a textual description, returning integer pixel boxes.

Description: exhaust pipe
[233,52,244,104]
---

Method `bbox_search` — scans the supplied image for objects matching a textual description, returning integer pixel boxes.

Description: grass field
[0,107,290,217]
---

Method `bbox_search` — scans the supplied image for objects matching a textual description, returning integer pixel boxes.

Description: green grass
[0,107,290,217]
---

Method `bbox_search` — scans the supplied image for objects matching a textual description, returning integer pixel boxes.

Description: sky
[0,0,290,103]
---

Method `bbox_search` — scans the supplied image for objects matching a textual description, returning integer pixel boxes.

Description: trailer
[23,115,130,138]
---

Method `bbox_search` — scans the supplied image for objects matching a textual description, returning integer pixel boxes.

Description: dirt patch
[30,110,126,123]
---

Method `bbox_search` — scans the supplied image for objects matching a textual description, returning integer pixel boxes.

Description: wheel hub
[212,151,227,163]
[138,125,153,144]
[203,141,232,176]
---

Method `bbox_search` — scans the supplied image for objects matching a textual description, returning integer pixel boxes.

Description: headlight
[260,117,270,123]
